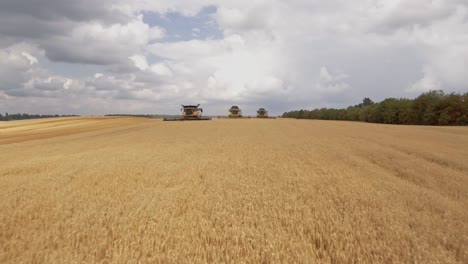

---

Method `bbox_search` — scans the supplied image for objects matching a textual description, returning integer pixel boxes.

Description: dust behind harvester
[163,104,211,121]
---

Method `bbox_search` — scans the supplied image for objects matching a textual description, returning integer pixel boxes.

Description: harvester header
[163,104,211,121]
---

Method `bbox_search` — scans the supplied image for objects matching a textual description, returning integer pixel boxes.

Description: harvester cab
[181,104,202,119]
[229,106,242,118]
[163,104,211,121]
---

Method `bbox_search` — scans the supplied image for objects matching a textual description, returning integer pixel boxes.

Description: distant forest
[282,90,468,126]
[104,114,176,119]
[0,113,166,121]
[0,113,78,121]
[105,114,159,118]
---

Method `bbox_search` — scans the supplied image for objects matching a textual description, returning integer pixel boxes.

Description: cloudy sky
[0,0,467,115]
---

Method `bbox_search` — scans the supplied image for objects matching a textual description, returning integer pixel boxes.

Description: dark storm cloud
[0,0,129,23]
[0,0,139,65]
[0,14,71,40]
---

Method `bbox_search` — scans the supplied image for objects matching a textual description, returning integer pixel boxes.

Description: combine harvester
[163,104,211,121]
[256,108,276,119]
[228,106,251,118]
[229,105,242,118]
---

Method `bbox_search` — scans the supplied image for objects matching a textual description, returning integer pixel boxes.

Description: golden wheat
[1,117,467,263]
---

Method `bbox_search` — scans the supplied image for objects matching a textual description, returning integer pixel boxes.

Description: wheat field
[0,117,467,263]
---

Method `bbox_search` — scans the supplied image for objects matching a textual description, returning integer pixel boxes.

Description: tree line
[0,113,78,121]
[282,90,468,126]
[105,114,178,119]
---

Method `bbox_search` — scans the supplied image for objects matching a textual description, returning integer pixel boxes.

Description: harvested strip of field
[0,117,153,144]
[0,118,467,263]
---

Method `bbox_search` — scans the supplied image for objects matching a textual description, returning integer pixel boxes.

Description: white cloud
[319,67,334,83]
[0,90,9,100]
[149,63,173,77]
[148,31,285,102]
[316,67,350,93]
[0,44,37,91]
[130,54,149,71]
[21,52,38,65]
[408,65,443,93]
[43,15,153,65]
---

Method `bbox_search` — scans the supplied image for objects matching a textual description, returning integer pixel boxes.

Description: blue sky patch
[143,6,223,42]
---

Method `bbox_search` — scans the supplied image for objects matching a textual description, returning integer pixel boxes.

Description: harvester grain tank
[228,106,242,118]
[163,104,211,121]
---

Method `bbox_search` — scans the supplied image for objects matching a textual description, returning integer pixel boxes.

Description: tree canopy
[282,90,468,126]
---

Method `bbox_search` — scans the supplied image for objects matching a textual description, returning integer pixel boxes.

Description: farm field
[0,117,467,263]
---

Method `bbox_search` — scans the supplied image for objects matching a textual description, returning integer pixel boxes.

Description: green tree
[297,110,305,119]
[411,90,444,125]
[362,98,374,107]
[282,90,466,126]
[435,93,465,125]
